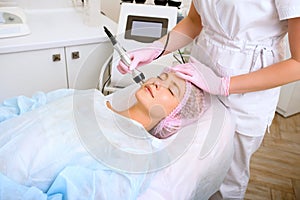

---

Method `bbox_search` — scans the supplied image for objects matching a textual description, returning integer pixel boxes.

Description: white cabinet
[276,81,300,117]
[0,7,117,102]
[66,42,112,89]
[0,42,112,102]
[0,47,67,102]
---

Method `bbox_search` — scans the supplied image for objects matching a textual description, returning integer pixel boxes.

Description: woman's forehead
[168,72,185,84]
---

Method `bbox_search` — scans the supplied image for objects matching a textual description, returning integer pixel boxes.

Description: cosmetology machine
[99,3,178,93]
[0,6,30,38]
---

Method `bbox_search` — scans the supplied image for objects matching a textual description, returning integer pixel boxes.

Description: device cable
[155,32,170,60]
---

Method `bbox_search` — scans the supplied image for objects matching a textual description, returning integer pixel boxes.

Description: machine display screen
[125,15,168,43]
[131,21,163,38]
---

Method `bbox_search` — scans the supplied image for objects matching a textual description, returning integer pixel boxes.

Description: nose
[145,77,168,90]
[153,80,170,91]
[153,81,161,90]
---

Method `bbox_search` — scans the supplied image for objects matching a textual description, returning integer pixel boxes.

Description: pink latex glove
[117,41,164,74]
[172,57,230,96]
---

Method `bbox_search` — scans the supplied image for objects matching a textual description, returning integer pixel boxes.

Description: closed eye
[157,75,177,96]
[169,88,174,96]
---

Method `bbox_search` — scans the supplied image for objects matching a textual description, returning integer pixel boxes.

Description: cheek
[155,94,179,115]
[136,90,179,119]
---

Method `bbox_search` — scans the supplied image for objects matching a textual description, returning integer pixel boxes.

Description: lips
[145,85,154,98]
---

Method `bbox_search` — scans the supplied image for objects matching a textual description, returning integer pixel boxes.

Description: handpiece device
[103,26,145,85]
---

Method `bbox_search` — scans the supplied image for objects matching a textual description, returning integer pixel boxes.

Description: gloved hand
[117,41,164,74]
[171,57,230,96]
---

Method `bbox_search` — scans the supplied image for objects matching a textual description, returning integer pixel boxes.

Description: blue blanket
[0,89,153,199]
[0,165,148,200]
[0,89,74,123]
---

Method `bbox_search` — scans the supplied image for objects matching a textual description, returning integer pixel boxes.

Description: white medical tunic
[190,0,300,136]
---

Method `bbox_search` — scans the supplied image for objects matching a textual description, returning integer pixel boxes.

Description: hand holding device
[116,41,164,74]
[103,26,145,85]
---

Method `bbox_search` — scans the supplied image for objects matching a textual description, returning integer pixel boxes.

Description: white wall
[2,0,191,22]
[101,0,121,22]
[14,0,73,9]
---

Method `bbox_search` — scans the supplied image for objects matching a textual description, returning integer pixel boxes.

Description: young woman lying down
[0,68,206,199]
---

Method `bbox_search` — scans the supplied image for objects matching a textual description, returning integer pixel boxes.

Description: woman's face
[135,71,186,119]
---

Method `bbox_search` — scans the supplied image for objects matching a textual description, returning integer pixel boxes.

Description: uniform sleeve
[275,0,300,20]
